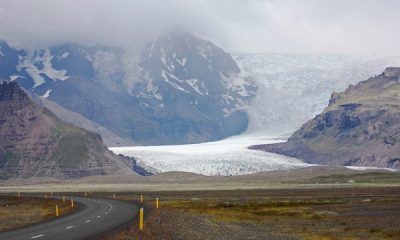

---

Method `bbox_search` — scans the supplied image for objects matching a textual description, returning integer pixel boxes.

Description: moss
[51,121,89,166]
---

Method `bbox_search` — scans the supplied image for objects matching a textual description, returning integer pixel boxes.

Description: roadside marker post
[139,208,144,231]
[45,194,47,199]
[63,196,65,203]
[71,198,74,208]
[56,205,59,217]
[85,192,87,197]
[156,197,159,209]
[140,195,143,203]
[113,193,116,199]
[17,192,20,199]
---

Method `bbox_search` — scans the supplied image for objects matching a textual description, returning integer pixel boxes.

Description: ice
[60,52,70,58]
[18,49,69,88]
[176,57,187,66]
[186,79,204,95]
[345,166,398,172]
[161,70,190,93]
[110,135,312,176]
[9,75,21,81]
[41,89,52,98]
[234,53,400,137]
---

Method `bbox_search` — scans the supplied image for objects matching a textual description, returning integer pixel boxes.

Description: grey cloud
[0,0,399,56]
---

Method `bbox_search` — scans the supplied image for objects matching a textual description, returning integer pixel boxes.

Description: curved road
[0,196,139,240]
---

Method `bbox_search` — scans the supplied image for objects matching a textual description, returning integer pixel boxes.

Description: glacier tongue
[234,53,400,137]
[110,135,312,176]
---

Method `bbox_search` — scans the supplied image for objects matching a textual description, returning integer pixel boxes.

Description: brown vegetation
[100,187,400,240]
[0,195,75,232]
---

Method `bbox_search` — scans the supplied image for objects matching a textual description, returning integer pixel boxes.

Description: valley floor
[1,171,400,239]
[99,187,400,240]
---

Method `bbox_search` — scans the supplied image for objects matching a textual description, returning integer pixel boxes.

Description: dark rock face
[0,82,136,179]
[251,67,400,169]
[0,32,256,145]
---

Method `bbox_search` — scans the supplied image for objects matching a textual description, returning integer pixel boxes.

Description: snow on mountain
[0,33,256,145]
[111,52,400,176]
[234,53,400,137]
[110,135,312,176]
[18,48,69,88]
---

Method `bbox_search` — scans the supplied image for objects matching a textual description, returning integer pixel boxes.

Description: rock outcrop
[251,67,400,169]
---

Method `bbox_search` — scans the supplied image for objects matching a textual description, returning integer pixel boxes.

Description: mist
[0,0,400,55]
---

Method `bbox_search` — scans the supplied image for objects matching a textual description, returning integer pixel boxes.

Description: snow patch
[161,70,190,93]
[345,166,398,172]
[186,79,204,95]
[19,49,69,88]
[9,75,21,81]
[41,89,52,98]
[176,57,187,66]
[60,52,70,58]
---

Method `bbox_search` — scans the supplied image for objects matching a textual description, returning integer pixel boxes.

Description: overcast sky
[0,0,399,56]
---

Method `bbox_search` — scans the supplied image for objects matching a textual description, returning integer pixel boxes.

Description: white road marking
[85,220,91,223]
[65,226,74,230]
[105,212,108,214]
[31,234,45,239]
[97,215,101,218]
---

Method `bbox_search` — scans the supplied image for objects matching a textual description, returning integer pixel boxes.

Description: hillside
[0,81,138,179]
[250,67,400,169]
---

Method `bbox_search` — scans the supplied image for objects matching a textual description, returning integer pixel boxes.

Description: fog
[0,0,399,55]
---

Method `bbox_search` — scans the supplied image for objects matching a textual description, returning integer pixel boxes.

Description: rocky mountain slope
[35,96,135,147]
[250,68,400,169]
[0,81,140,179]
[0,33,256,145]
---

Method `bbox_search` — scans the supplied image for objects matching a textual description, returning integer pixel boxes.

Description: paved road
[0,196,139,240]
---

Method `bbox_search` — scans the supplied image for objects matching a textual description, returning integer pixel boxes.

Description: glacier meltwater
[110,135,312,176]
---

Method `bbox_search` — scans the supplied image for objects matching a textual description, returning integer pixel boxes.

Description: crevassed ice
[110,135,312,176]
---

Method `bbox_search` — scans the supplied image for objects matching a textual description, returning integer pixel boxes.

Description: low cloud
[0,0,399,56]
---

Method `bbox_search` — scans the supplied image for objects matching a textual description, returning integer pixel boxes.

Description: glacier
[110,52,400,176]
[110,135,313,176]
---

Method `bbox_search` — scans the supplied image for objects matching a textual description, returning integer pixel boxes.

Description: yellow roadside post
[140,195,143,203]
[56,205,59,217]
[139,208,144,231]
[156,197,159,209]
[71,198,74,208]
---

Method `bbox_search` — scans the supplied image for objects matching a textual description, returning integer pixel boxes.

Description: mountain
[0,81,141,180]
[35,96,135,147]
[0,33,256,145]
[234,52,400,137]
[250,67,400,169]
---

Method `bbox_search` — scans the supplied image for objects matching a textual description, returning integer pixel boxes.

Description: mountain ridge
[0,32,256,145]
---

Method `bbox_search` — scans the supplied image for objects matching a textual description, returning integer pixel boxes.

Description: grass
[0,195,76,232]
[75,187,400,240]
[136,188,400,240]
[298,172,400,184]
[51,120,89,166]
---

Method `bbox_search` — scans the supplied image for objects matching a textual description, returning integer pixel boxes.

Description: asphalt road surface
[0,196,139,240]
